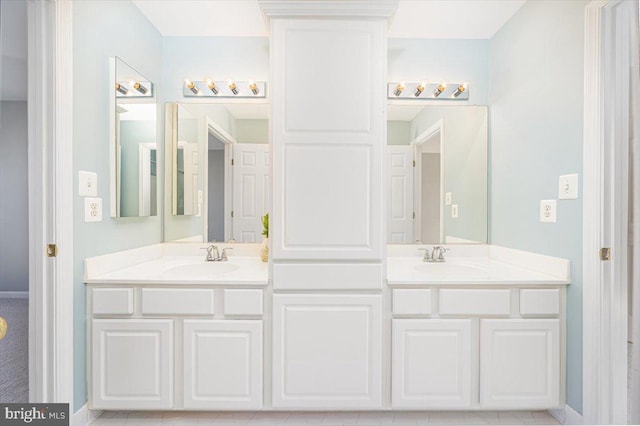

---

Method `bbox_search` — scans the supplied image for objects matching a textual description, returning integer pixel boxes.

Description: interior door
[181,142,199,216]
[232,143,269,242]
[387,146,414,243]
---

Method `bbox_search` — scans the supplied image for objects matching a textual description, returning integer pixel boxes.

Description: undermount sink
[413,261,491,277]
[163,261,239,278]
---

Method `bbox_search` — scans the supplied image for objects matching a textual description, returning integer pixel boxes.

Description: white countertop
[387,256,570,285]
[85,255,269,286]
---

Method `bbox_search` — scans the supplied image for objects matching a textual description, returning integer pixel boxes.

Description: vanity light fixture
[185,79,199,95]
[395,82,405,97]
[206,79,219,94]
[228,80,239,95]
[433,82,447,97]
[414,82,425,97]
[249,81,259,95]
[453,82,468,98]
[115,82,128,95]
[133,81,147,95]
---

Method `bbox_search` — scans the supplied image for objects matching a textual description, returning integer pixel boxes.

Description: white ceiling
[224,103,269,120]
[1,0,28,101]
[388,105,424,122]
[133,0,525,39]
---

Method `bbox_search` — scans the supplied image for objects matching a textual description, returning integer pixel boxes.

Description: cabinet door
[273,294,382,409]
[91,319,173,410]
[183,320,262,409]
[480,319,560,409]
[392,319,473,408]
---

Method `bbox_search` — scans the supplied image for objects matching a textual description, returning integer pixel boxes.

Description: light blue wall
[0,101,28,292]
[236,119,268,144]
[73,0,163,410]
[489,0,587,414]
[388,39,490,106]
[387,121,411,145]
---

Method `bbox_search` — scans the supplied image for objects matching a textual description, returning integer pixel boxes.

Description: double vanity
[85,243,569,412]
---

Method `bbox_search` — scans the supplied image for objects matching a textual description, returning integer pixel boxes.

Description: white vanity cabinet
[88,285,265,411]
[391,286,565,410]
[272,294,383,409]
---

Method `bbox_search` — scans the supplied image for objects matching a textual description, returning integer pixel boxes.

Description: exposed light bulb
[115,83,128,95]
[453,82,468,97]
[133,82,147,94]
[433,82,447,97]
[395,82,405,97]
[249,81,259,95]
[184,79,198,94]
[206,79,218,94]
[228,80,238,95]
[414,82,426,97]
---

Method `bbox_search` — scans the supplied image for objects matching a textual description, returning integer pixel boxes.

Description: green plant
[261,213,269,238]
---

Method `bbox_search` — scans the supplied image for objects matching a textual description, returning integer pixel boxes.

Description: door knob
[0,317,6,340]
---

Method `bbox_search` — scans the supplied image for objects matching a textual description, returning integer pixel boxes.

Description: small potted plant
[261,213,269,262]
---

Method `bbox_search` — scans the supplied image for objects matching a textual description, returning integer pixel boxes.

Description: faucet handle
[418,248,431,262]
[221,247,234,261]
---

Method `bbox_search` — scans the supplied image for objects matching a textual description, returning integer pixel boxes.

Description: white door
[272,294,382,409]
[183,320,262,410]
[387,146,414,243]
[392,319,473,408]
[480,319,560,409]
[91,319,173,410]
[232,143,269,242]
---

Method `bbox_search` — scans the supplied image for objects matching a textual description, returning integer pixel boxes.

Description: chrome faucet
[202,245,233,262]
[430,246,448,262]
[418,248,432,262]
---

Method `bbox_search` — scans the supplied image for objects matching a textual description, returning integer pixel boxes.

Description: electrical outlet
[85,198,102,222]
[558,173,579,199]
[451,204,459,218]
[79,171,98,197]
[540,199,557,223]
[445,192,452,205]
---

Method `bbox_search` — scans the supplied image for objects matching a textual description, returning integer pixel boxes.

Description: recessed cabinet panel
[273,294,382,408]
[282,144,375,252]
[141,288,214,315]
[183,320,262,409]
[92,288,133,315]
[480,319,560,409]
[91,319,173,410]
[392,319,473,408]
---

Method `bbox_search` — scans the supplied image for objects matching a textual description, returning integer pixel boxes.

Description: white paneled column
[261,1,396,289]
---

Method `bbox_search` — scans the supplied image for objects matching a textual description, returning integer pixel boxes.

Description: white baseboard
[0,291,28,299]
[73,404,102,426]
[549,404,583,425]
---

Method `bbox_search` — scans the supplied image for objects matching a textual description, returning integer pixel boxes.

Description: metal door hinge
[231,210,234,218]
[413,212,416,219]
[47,244,58,258]
[413,160,416,167]
[231,158,234,166]
[600,247,611,261]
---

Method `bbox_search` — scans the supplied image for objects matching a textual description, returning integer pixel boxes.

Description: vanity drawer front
[393,289,432,315]
[141,288,214,315]
[520,289,560,315]
[439,289,511,315]
[93,288,134,315]
[224,289,263,316]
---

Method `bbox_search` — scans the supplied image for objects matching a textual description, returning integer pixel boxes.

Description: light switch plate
[445,192,452,205]
[558,173,579,199]
[85,198,102,222]
[79,171,98,197]
[451,204,459,218]
[540,200,557,223]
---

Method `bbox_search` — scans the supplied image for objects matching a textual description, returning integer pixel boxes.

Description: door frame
[411,119,445,244]
[205,118,236,242]
[582,0,636,423]
[27,0,74,409]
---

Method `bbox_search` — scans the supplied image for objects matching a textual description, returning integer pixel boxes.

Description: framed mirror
[109,57,158,218]
[164,102,269,243]
[387,105,488,244]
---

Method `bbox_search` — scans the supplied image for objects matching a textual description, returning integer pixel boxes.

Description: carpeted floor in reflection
[0,298,29,402]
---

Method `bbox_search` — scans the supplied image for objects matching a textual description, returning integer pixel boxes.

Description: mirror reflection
[110,57,158,218]
[165,103,269,243]
[387,105,488,244]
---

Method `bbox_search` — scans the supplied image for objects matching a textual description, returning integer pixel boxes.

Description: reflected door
[232,144,269,242]
[387,146,414,243]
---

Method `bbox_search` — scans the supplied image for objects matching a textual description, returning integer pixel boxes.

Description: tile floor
[91,410,560,425]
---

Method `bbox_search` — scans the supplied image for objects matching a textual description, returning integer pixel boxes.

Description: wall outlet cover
[540,199,557,223]
[445,192,452,205]
[451,204,459,218]
[79,171,98,197]
[558,173,579,199]
[85,197,102,222]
